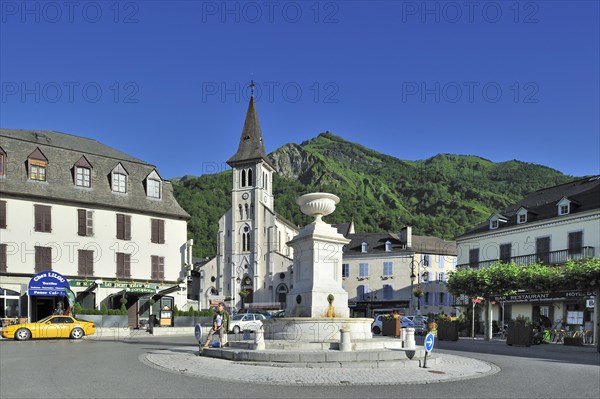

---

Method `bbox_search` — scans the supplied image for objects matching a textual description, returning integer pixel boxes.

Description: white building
[0,129,190,326]
[456,176,600,332]
[341,226,457,318]
[215,96,299,312]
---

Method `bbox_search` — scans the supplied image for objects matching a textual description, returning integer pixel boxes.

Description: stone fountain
[262,192,374,342]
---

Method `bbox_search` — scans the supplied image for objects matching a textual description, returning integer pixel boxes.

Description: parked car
[406,315,428,335]
[272,310,285,318]
[371,315,414,335]
[228,313,267,333]
[1,315,96,341]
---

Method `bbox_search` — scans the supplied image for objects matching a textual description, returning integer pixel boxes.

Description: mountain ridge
[172,132,576,257]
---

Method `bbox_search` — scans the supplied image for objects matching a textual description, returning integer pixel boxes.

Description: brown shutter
[116,214,123,239]
[77,209,86,236]
[78,250,86,275]
[0,244,7,272]
[125,216,131,240]
[158,257,164,280]
[43,206,51,232]
[124,254,131,278]
[36,246,51,272]
[151,255,157,280]
[117,252,123,277]
[35,205,43,232]
[159,220,165,244]
[151,219,158,243]
[0,201,6,229]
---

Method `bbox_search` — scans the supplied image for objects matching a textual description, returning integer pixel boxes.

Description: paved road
[1,335,598,398]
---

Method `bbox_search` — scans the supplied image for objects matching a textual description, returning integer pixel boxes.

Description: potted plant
[436,315,459,341]
[507,315,533,346]
[381,314,401,337]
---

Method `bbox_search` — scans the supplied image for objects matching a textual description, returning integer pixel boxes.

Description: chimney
[400,226,412,248]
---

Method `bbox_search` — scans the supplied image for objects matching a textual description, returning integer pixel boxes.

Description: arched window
[242,225,251,252]
[361,242,368,253]
[238,204,243,219]
[385,240,392,252]
[244,203,249,219]
[247,169,253,186]
[250,204,254,219]
[241,170,246,187]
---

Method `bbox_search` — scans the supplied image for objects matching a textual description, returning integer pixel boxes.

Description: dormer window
[361,242,368,253]
[557,198,571,216]
[488,214,506,230]
[28,148,48,181]
[111,163,128,193]
[145,170,162,199]
[385,240,392,252]
[517,207,528,224]
[74,156,92,188]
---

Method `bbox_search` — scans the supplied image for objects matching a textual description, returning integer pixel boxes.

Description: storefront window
[0,288,21,318]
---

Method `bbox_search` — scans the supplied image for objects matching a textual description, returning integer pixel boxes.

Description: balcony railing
[458,247,595,269]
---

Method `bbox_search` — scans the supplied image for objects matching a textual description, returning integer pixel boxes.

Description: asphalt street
[0,335,598,399]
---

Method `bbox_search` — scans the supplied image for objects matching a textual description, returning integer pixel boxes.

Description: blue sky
[1,1,598,178]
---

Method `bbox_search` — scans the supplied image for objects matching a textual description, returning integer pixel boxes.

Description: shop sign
[28,271,71,296]
[69,279,158,293]
[492,290,597,303]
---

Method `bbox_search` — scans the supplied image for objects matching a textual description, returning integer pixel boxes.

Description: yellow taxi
[1,315,96,340]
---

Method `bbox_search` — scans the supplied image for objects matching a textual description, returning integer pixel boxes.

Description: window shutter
[0,201,6,229]
[117,252,123,277]
[78,250,86,276]
[116,214,124,239]
[151,219,157,243]
[86,211,93,236]
[159,220,164,244]
[35,205,42,231]
[124,254,131,278]
[151,256,157,280]
[0,244,7,272]
[77,209,86,236]
[43,206,51,232]
[159,257,164,280]
[124,216,131,240]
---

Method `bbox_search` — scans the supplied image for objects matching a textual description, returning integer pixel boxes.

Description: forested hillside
[172,133,575,257]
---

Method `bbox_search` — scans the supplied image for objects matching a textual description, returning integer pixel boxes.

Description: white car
[228,313,267,334]
[406,315,428,335]
[371,315,415,335]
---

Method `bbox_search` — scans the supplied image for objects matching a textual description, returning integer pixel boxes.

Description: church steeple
[227,83,274,169]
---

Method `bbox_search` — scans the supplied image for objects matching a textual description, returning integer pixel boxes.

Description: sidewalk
[142,345,500,385]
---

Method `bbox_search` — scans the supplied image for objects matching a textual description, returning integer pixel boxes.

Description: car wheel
[232,326,240,334]
[15,328,31,341]
[372,326,381,335]
[70,328,84,339]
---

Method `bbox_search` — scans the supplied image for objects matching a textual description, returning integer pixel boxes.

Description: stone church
[214,95,299,312]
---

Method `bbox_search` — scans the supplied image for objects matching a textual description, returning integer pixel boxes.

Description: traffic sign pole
[422,332,435,368]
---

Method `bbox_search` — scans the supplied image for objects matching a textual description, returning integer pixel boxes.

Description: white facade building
[456,176,600,333]
[341,226,457,318]
[0,129,190,326]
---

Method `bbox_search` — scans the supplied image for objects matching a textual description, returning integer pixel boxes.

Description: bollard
[253,325,265,350]
[404,327,416,350]
[400,327,406,344]
[339,328,352,352]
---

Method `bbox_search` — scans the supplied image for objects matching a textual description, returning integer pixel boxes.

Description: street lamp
[410,259,428,315]
[366,289,377,318]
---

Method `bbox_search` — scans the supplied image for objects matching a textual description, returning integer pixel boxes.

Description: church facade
[215,95,298,312]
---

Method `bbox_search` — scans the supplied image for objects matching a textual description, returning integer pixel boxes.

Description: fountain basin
[262,317,373,341]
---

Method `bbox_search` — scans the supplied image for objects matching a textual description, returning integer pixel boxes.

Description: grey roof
[226,96,274,169]
[459,175,600,237]
[344,233,456,256]
[0,129,190,219]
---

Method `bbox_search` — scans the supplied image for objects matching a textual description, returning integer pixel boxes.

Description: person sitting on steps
[202,303,229,349]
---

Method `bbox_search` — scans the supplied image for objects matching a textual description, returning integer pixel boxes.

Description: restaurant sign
[492,290,597,303]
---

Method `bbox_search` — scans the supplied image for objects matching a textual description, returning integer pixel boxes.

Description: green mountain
[172,132,576,258]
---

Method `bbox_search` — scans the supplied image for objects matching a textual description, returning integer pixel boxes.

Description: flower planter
[382,318,400,337]
[506,322,533,346]
[437,321,459,341]
[563,337,583,346]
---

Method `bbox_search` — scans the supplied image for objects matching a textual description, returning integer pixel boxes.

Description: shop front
[27,271,72,322]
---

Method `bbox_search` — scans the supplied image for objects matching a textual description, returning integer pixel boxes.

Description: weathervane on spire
[249,80,255,97]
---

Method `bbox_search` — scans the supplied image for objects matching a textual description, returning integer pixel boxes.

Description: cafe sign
[29,271,71,296]
[69,279,158,293]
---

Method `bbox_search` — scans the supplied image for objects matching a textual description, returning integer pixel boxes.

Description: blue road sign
[424,332,435,353]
